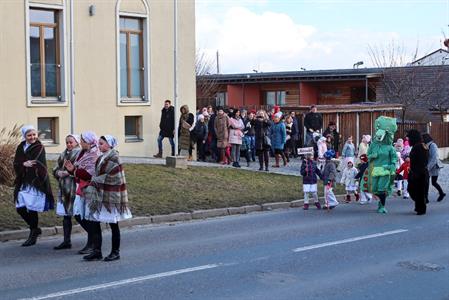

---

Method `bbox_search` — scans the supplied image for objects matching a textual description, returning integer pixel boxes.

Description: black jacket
[159,106,175,138]
[193,121,208,141]
[304,112,323,131]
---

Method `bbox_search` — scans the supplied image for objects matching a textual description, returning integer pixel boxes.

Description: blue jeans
[157,133,175,155]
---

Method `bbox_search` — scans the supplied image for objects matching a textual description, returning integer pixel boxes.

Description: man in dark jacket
[304,105,322,147]
[154,100,175,157]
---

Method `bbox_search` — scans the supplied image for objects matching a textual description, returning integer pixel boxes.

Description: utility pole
[173,0,178,155]
[216,50,220,74]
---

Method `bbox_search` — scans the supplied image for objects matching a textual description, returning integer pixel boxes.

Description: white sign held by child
[297,147,314,155]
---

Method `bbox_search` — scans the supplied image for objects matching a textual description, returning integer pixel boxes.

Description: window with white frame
[125,116,143,141]
[119,17,145,101]
[29,8,62,100]
[38,117,58,144]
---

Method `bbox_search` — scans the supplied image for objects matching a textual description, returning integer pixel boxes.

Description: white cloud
[196,5,442,73]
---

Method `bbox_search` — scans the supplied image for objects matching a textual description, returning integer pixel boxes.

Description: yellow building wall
[0,0,196,158]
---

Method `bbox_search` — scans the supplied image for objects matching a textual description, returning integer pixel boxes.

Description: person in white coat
[340,160,359,202]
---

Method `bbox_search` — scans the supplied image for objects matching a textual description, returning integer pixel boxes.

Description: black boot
[22,228,42,247]
[78,235,93,254]
[83,249,103,261]
[54,217,72,250]
[104,250,120,262]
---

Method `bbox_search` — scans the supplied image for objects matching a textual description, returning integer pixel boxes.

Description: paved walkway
[120,155,303,176]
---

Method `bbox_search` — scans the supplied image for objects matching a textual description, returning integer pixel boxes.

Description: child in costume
[394,139,405,196]
[322,150,339,209]
[396,155,410,199]
[355,154,373,204]
[340,160,359,203]
[300,153,322,210]
[317,136,327,171]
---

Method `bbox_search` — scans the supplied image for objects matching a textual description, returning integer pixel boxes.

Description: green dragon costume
[360,116,397,213]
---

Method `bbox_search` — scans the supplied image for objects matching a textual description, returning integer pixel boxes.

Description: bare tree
[368,41,442,134]
[196,50,219,108]
[427,65,449,122]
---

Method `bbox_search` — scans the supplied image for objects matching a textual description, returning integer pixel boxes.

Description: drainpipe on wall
[173,0,179,154]
[69,0,75,133]
[365,78,368,102]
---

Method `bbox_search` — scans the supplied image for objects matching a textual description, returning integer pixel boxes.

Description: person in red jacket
[396,155,410,199]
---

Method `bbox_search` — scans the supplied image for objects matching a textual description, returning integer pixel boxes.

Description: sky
[196,0,449,73]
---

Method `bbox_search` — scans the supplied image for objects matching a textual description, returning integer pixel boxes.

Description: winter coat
[243,118,255,136]
[291,116,300,139]
[193,121,208,141]
[340,166,358,187]
[342,142,355,158]
[251,118,271,151]
[300,159,322,185]
[159,106,175,138]
[270,121,286,150]
[208,113,217,138]
[356,142,369,165]
[317,139,327,159]
[228,117,244,145]
[323,160,337,185]
[397,161,410,180]
[408,143,429,204]
[426,141,443,177]
[214,113,230,148]
[304,112,323,132]
[178,105,194,151]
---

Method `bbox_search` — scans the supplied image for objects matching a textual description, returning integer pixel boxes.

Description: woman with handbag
[251,110,272,171]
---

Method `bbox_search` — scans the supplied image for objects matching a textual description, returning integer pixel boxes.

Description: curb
[0,195,345,242]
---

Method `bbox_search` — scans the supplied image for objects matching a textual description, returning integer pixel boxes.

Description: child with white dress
[341,160,359,202]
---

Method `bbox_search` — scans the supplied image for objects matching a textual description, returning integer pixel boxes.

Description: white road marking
[22,264,221,300]
[292,229,408,253]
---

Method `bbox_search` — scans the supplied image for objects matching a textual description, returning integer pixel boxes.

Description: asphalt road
[1,193,448,300]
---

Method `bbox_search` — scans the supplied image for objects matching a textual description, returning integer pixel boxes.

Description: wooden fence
[430,122,449,148]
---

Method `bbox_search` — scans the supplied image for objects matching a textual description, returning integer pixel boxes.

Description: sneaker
[397,190,402,197]
[303,203,309,210]
[314,202,321,209]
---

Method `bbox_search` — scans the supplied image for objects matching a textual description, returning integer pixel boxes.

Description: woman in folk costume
[52,134,81,250]
[83,135,132,261]
[13,125,54,247]
[64,131,100,254]
[178,105,195,161]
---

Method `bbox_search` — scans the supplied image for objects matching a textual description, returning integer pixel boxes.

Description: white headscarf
[274,112,283,119]
[103,135,118,148]
[81,131,98,146]
[21,125,36,140]
[66,134,81,145]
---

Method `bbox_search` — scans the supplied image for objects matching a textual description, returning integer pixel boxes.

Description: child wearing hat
[300,152,322,210]
[340,160,359,203]
[355,154,372,204]
[322,150,339,209]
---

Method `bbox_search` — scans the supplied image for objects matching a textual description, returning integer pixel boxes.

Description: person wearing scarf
[13,125,54,247]
[82,135,131,261]
[52,134,81,250]
[64,131,100,255]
